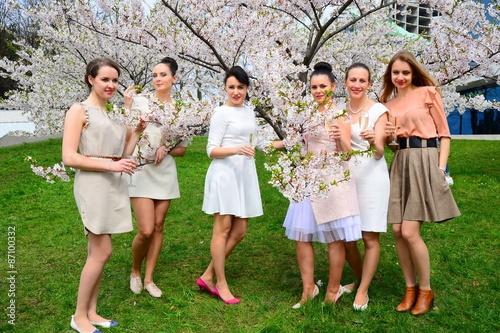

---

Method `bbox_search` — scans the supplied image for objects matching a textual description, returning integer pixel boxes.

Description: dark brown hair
[311,61,336,83]
[224,66,250,86]
[157,57,179,76]
[345,62,371,82]
[84,58,121,89]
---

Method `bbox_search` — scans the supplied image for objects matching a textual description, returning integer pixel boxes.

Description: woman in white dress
[197,66,282,305]
[125,57,188,298]
[342,63,390,311]
[283,62,362,308]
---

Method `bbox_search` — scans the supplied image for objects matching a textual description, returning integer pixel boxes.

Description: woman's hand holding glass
[124,85,138,110]
[122,156,138,187]
[358,112,373,144]
[326,119,342,144]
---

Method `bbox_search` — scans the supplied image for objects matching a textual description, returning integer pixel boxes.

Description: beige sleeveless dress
[73,103,133,235]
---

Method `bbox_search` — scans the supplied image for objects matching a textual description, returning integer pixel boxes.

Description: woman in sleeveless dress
[283,62,362,309]
[125,57,188,298]
[62,58,146,333]
[381,50,460,316]
[340,63,390,311]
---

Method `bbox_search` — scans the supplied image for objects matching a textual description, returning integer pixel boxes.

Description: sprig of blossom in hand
[26,156,72,183]
[144,92,213,152]
[263,90,371,203]
[107,89,212,164]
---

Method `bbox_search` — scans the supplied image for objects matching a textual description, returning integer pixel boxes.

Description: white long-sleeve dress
[202,105,263,218]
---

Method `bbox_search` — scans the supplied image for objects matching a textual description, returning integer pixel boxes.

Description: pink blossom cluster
[26,156,71,183]
[264,90,371,202]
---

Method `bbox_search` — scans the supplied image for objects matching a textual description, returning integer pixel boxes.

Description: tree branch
[160,0,229,72]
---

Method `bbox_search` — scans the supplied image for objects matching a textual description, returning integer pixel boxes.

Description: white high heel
[292,284,319,309]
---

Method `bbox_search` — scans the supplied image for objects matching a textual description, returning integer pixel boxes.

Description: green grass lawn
[0,137,498,332]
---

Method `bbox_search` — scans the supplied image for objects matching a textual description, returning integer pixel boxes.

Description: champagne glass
[324,114,335,148]
[126,155,137,187]
[359,111,369,144]
[388,114,399,146]
[248,133,258,159]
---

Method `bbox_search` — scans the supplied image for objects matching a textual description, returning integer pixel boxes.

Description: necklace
[348,95,367,114]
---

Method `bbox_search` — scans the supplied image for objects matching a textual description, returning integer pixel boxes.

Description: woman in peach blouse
[381,50,460,316]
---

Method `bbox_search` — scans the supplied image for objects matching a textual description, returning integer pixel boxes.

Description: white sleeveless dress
[348,103,390,232]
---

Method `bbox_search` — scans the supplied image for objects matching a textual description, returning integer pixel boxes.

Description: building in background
[392,0,499,135]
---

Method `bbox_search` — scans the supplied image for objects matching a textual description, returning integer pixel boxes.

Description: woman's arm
[271,140,285,149]
[438,137,450,171]
[62,104,130,172]
[334,118,352,152]
[370,112,388,160]
[169,146,187,157]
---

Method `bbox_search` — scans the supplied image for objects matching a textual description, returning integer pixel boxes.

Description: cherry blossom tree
[1,0,499,136]
[2,0,499,196]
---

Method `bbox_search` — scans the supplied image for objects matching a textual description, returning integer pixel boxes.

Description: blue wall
[448,84,500,134]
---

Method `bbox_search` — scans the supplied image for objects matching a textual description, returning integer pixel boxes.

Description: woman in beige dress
[62,58,146,333]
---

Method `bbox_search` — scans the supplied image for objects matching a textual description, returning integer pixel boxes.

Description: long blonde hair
[380,50,438,103]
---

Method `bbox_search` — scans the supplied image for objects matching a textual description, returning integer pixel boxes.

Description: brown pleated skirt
[388,147,461,224]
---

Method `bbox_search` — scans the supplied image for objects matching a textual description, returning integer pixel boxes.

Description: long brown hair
[380,50,438,103]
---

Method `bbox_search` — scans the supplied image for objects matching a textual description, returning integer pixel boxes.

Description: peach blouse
[384,86,451,139]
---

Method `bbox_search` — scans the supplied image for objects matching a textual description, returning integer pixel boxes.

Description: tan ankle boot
[411,288,434,316]
[395,285,419,312]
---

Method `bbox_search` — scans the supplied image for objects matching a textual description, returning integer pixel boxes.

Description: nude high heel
[292,284,319,309]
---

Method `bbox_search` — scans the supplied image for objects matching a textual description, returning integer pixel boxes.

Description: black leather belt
[399,137,438,149]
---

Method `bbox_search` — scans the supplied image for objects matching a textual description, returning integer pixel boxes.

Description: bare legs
[131,198,170,286]
[296,241,317,302]
[72,233,112,332]
[325,240,345,302]
[200,213,247,301]
[393,221,430,289]
[344,241,362,290]
[353,232,380,306]
[294,240,345,304]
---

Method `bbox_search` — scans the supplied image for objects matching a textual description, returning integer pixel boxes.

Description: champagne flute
[359,112,369,129]
[359,111,369,144]
[388,114,399,146]
[324,114,335,148]
[126,155,137,187]
[248,133,258,159]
